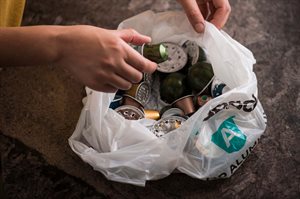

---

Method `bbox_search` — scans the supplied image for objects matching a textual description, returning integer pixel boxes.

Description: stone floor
[0,0,299,198]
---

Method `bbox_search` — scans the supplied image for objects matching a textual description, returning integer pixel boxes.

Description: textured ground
[0,0,299,198]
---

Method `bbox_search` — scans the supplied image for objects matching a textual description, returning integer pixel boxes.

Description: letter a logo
[211,116,246,153]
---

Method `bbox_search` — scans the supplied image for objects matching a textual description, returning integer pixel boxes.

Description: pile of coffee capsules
[109,41,230,137]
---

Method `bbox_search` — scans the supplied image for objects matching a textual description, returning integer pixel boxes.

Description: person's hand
[178,0,231,33]
[55,26,157,92]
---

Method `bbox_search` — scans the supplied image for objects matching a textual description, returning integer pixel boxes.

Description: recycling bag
[69,11,267,186]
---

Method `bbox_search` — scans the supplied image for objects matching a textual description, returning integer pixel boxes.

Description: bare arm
[0,25,157,92]
[0,26,60,67]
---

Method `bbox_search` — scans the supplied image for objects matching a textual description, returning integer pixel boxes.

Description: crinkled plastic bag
[69,11,267,186]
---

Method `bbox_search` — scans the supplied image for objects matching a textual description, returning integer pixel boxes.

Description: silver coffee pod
[151,116,186,137]
[115,105,145,120]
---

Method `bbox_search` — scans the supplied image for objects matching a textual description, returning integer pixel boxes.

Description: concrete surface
[1,0,299,198]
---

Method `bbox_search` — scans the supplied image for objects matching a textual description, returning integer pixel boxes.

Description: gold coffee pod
[144,110,160,120]
[125,82,151,106]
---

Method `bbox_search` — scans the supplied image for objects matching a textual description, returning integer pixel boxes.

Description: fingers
[209,0,231,29]
[100,84,118,93]
[117,28,151,45]
[109,74,132,90]
[86,80,118,93]
[179,0,205,33]
[122,42,157,73]
[117,29,157,73]
[117,61,143,83]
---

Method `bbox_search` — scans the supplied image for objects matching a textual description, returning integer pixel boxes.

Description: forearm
[0,26,62,67]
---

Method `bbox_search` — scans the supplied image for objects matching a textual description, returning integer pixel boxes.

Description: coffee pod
[109,94,123,109]
[151,116,186,137]
[125,82,151,106]
[143,43,168,63]
[160,105,172,115]
[160,73,188,104]
[115,105,145,120]
[172,95,195,116]
[182,40,206,65]
[133,43,168,64]
[158,42,188,73]
[122,95,144,110]
[143,73,153,84]
[144,109,160,120]
[197,95,212,107]
[187,62,214,95]
[160,106,185,119]
[211,78,230,98]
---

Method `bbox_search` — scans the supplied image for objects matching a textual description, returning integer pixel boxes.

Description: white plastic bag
[69,11,267,186]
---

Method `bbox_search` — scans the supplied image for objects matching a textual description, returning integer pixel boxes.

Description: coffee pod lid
[143,73,153,84]
[211,78,230,98]
[157,42,188,73]
[135,82,151,106]
[151,116,186,137]
[115,105,145,120]
[125,82,151,106]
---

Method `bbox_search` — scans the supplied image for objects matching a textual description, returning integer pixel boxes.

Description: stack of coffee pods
[113,76,162,121]
[158,40,214,118]
[108,41,230,137]
[112,43,168,121]
[151,41,207,137]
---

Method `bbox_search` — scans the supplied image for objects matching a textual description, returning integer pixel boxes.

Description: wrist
[49,26,68,66]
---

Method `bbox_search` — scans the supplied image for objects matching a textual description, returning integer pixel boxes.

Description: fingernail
[195,22,205,33]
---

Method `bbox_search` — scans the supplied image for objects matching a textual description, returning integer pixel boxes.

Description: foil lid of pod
[182,40,206,66]
[151,116,186,137]
[143,73,154,84]
[115,105,145,120]
[125,82,151,106]
[157,42,188,73]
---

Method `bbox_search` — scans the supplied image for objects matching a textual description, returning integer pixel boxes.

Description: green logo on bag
[211,116,246,153]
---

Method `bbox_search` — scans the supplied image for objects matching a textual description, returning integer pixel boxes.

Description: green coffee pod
[160,73,188,104]
[187,62,214,94]
[132,43,168,63]
[143,44,168,63]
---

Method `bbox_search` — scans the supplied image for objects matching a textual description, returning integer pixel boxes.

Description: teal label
[211,116,246,153]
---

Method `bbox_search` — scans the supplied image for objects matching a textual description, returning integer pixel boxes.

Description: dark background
[1,0,299,198]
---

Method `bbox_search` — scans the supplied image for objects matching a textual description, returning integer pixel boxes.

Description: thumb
[117,28,151,45]
[179,0,205,33]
